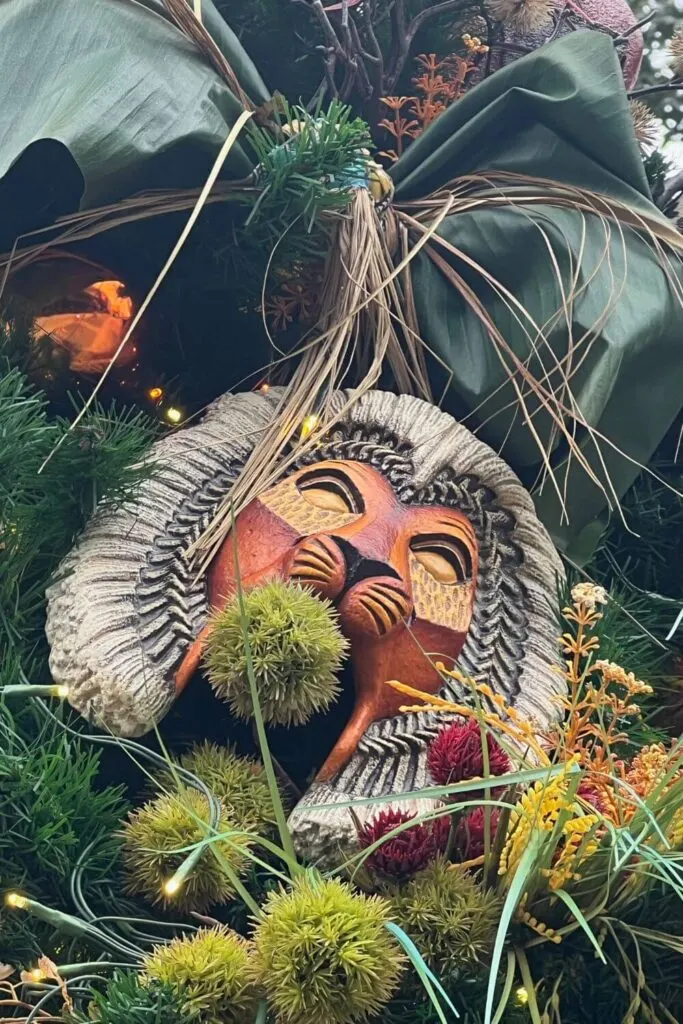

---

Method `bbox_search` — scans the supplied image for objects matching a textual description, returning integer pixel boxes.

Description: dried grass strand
[37,109,254,474]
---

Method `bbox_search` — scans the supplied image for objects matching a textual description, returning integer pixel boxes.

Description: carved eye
[296,467,365,515]
[411,534,473,585]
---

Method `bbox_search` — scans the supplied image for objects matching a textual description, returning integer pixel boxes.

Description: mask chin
[139,658,357,796]
[264,660,356,790]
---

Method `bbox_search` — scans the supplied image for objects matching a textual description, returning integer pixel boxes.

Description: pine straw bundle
[161,0,254,110]
[189,171,683,566]
[3,168,683,567]
[188,185,443,570]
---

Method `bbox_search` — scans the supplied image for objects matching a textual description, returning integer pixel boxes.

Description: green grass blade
[492,950,516,1024]
[313,763,566,812]
[230,507,300,877]
[385,921,459,1022]
[484,832,543,1024]
[554,888,606,963]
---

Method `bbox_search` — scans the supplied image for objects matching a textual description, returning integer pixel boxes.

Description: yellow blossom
[626,744,682,800]
[544,814,599,890]
[500,765,599,890]
[670,808,683,847]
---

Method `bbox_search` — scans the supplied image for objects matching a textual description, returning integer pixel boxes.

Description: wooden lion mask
[46,389,563,861]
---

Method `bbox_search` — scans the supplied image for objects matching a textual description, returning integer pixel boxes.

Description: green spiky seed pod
[251,875,405,1024]
[144,926,258,1024]
[179,741,278,834]
[121,788,248,912]
[390,858,500,978]
[204,580,348,726]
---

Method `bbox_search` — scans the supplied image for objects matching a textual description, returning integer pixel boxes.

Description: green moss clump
[251,875,405,1024]
[390,858,500,979]
[204,580,348,726]
[121,788,248,912]
[144,927,258,1024]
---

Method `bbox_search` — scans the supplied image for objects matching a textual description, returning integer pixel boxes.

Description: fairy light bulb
[147,386,164,401]
[165,407,183,425]
[300,414,319,440]
[5,892,28,909]
[51,684,69,699]
[258,382,271,394]
[29,968,44,983]
[515,986,529,1005]
[162,875,182,898]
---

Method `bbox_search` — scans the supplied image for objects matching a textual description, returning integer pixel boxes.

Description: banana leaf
[391,31,683,563]
[0,0,267,246]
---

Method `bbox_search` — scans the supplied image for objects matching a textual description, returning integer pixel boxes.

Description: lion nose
[286,535,412,636]
[330,536,402,593]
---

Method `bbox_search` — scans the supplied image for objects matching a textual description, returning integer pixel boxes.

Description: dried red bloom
[357,808,450,880]
[427,719,510,788]
[577,781,608,815]
[455,806,502,861]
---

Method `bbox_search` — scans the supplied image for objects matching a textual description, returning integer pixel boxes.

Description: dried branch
[628,80,683,100]
[297,0,480,111]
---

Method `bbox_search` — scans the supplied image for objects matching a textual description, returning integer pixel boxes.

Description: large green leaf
[393,32,683,563]
[0,0,269,245]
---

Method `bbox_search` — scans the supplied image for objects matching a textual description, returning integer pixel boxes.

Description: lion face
[206,460,479,779]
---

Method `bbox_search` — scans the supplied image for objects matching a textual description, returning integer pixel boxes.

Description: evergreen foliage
[0,706,128,963]
[233,100,375,298]
[0,325,155,964]
[70,971,186,1024]
[0,323,156,680]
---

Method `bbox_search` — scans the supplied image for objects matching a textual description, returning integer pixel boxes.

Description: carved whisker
[367,592,406,624]
[290,561,331,577]
[358,597,389,636]
[369,585,410,618]
[292,568,331,583]
[306,539,338,568]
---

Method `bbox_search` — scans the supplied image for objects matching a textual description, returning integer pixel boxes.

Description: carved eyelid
[296,467,365,515]
[410,532,474,581]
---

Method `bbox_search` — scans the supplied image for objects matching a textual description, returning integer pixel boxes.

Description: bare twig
[628,80,683,100]
[613,11,656,42]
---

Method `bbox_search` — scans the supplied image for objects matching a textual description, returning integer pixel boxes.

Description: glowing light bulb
[515,986,529,1005]
[29,968,44,983]
[163,876,182,897]
[257,382,271,394]
[165,407,183,425]
[51,684,69,699]
[300,414,319,440]
[5,892,28,909]
[147,386,164,401]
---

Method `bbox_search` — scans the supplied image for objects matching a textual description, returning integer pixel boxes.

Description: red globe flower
[357,808,450,880]
[455,806,501,861]
[427,718,510,790]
